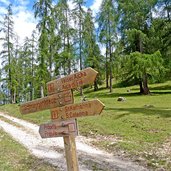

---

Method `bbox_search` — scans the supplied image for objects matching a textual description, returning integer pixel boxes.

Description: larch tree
[123,51,166,94]
[55,0,75,75]
[0,4,16,103]
[97,0,118,92]
[83,8,102,91]
[118,0,159,94]
[73,0,86,71]
[154,0,171,73]
[33,0,52,97]
[19,31,37,101]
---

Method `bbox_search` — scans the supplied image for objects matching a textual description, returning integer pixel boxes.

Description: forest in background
[0,0,170,104]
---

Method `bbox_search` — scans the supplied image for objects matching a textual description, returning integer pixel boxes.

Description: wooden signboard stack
[20,67,105,171]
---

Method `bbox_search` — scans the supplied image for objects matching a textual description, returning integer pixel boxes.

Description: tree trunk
[12,91,16,104]
[49,45,52,80]
[94,78,98,91]
[109,66,112,92]
[66,8,71,75]
[108,10,112,93]
[142,74,150,95]
[31,35,34,101]
[105,44,109,88]
[139,80,144,94]
[30,82,34,101]
[40,85,44,98]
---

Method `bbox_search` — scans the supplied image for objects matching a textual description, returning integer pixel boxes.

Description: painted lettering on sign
[51,99,105,120]
[39,119,78,138]
[47,67,98,95]
[20,90,74,114]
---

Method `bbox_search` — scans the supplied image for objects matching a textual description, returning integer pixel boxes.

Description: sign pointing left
[20,90,73,114]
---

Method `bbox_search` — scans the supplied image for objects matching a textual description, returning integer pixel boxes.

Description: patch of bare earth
[86,133,171,170]
[146,137,171,170]
[0,112,148,171]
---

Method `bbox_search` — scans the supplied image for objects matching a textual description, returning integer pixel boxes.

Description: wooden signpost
[20,67,105,171]
[20,90,73,114]
[51,99,104,120]
[47,67,98,95]
[39,119,78,138]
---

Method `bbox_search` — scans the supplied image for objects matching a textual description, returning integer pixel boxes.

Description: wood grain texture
[47,67,98,95]
[64,136,79,171]
[20,90,73,114]
[39,119,78,138]
[51,99,105,120]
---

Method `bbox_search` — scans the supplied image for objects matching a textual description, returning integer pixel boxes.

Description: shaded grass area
[0,81,171,169]
[0,129,58,171]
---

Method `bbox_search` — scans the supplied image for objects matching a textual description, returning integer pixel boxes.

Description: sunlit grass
[0,81,171,155]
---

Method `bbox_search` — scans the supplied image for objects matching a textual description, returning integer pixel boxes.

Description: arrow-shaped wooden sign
[20,90,73,114]
[47,67,98,95]
[39,119,78,138]
[51,99,105,120]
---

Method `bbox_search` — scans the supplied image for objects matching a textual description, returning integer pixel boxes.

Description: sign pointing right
[51,99,105,120]
[47,67,98,95]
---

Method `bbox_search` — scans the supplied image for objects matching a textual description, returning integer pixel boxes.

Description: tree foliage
[0,0,170,104]
[97,0,118,92]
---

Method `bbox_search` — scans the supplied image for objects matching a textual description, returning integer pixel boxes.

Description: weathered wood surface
[64,136,79,171]
[51,99,105,120]
[47,67,98,95]
[39,119,78,138]
[20,90,73,114]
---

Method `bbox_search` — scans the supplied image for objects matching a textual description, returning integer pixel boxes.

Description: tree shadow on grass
[87,92,140,98]
[150,91,171,95]
[105,107,171,118]
[150,84,171,91]
[132,84,171,91]
[86,89,171,99]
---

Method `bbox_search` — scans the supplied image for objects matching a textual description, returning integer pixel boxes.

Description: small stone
[117,97,126,102]
[144,104,154,108]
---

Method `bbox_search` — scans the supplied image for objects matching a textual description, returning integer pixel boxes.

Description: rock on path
[0,112,148,171]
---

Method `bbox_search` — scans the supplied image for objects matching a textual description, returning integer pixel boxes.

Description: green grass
[0,105,51,125]
[0,81,171,169]
[0,128,59,171]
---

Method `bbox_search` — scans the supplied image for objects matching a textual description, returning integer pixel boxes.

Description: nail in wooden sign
[47,67,98,95]
[51,99,105,120]
[39,119,78,138]
[20,90,73,114]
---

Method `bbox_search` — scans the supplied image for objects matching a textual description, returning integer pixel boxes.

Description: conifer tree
[55,0,75,75]
[83,8,103,90]
[34,0,52,97]
[118,0,159,94]
[0,4,16,103]
[73,0,86,70]
[123,51,166,94]
[97,0,118,92]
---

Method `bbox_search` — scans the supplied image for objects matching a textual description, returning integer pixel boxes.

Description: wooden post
[64,136,79,171]
[20,68,104,171]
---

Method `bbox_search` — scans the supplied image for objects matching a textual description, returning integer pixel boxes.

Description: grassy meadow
[0,81,171,169]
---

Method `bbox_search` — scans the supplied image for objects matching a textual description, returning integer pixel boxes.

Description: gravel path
[0,112,149,171]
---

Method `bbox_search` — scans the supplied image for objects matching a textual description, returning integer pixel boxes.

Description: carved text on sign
[39,119,78,138]
[51,100,105,120]
[20,90,73,114]
[47,67,98,95]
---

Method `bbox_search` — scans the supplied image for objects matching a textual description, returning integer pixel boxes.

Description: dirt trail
[0,112,148,171]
